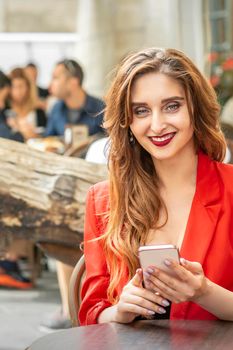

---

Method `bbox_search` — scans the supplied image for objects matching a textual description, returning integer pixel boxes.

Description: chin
[145,145,173,160]
[150,147,184,162]
[152,153,174,161]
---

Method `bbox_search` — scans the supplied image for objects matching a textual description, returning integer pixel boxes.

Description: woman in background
[79,47,233,325]
[7,68,46,140]
[0,70,32,289]
[0,70,23,142]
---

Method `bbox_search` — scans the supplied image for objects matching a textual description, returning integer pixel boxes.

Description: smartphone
[138,244,180,278]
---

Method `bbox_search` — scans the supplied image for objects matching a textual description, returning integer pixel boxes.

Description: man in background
[44,59,104,138]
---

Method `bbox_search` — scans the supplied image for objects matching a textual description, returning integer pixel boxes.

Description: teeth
[151,133,174,142]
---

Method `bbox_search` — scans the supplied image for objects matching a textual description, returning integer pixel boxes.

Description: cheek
[51,83,56,91]
[3,89,9,100]
[50,81,59,93]
[181,122,194,143]
[22,88,28,97]
[175,112,193,133]
[130,118,149,135]
[185,120,194,135]
[11,89,19,99]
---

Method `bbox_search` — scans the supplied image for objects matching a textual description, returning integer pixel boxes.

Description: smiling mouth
[149,132,176,147]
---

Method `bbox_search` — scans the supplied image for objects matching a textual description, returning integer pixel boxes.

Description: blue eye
[165,102,180,112]
[133,107,149,117]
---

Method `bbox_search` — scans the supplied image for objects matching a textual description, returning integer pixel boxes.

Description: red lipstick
[149,132,176,147]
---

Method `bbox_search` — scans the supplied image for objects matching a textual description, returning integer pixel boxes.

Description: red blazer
[79,152,233,325]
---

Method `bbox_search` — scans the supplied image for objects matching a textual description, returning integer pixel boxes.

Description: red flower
[222,58,233,70]
[210,75,220,87]
[208,52,219,63]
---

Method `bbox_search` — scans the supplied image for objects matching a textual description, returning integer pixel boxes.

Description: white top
[224,146,231,164]
[85,137,109,164]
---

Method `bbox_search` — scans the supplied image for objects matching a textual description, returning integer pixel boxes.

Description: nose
[150,109,166,134]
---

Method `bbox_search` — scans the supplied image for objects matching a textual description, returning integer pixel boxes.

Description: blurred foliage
[209,51,233,107]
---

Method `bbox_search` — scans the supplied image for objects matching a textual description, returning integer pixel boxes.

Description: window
[209,0,232,52]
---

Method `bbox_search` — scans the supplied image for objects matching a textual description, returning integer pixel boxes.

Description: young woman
[0,69,46,289]
[0,70,24,142]
[7,68,46,140]
[79,48,233,325]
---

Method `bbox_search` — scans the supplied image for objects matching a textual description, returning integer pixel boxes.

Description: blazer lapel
[180,152,222,265]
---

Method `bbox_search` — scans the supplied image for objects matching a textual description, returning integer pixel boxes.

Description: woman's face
[11,78,29,103]
[50,64,70,99]
[130,72,195,162]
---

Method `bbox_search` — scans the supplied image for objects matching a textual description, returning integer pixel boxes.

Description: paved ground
[0,267,61,350]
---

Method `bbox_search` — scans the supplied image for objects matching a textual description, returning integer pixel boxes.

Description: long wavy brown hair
[101,47,226,303]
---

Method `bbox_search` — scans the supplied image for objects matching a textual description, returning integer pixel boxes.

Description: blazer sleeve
[78,185,112,325]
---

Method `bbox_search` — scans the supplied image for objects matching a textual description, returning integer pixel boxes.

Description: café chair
[68,254,86,327]
[64,135,99,158]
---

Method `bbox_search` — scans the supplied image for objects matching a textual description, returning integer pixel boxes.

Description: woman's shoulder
[215,161,233,177]
[201,152,233,179]
[88,180,109,212]
[92,179,109,192]
[215,161,233,193]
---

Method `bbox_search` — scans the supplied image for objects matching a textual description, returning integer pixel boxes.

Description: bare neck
[154,148,198,193]
[11,102,31,117]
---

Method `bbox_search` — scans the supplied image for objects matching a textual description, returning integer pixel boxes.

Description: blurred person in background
[7,68,47,140]
[44,59,104,138]
[0,70,33,289]
[25,63,58,114]
[0,241,33,289]
[40,59,105,332]
[25,62,49,100]
[0,70,23,142]
[0,68,47,289]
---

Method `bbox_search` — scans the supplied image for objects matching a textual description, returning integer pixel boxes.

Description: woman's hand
[16,119,37,140]
[7,116,19,131]
[114,268,170,323]
[7,117,37,140]
[143,258,209,304]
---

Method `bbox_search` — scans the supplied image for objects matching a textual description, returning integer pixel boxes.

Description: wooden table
[27,320,233,350]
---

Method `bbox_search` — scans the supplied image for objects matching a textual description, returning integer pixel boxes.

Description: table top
[27,320,233,350]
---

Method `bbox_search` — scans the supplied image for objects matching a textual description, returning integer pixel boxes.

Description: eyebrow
[162,96,185,103]
[131,96,185,106]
